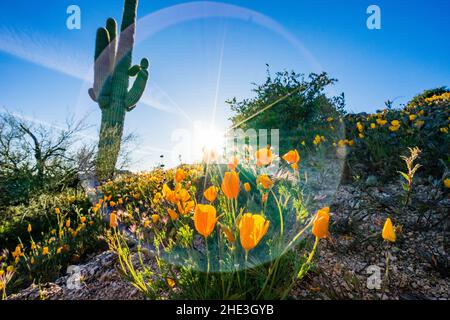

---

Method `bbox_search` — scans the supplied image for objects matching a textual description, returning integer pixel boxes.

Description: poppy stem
[204,236,210,298]
[271,189,284,238]
[244,251,249,295]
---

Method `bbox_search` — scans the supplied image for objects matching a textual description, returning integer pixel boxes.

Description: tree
[0,112,86,205]
[227,68,345,152]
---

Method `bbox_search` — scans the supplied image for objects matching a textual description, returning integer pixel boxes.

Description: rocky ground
[9,181,449,300]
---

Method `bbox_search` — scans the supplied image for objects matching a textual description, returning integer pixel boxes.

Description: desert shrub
[0,193,105,292]
[344,90,450,179]
[0,113,85,208]
[227,69,346,154]
[0,190,91,250]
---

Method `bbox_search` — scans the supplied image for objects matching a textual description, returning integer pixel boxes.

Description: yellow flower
[194,204,217,238]
[327,117,334,122]
[313,135,322,145]
[56,247,62,254]
[31,242,36,250]
[109,201,116,207]
[312,207,330,239]
[444,178,450,189]
[203,186,218,202]
[256,174,273,190]
[175,168,186,183]
[244,182,251,192]
[80,216,86,224]
[238,213,270,252]
[356,122,364,133]
[376,119,387,126]
[255,147,274,166]
[409,114,416,121]
[168,208,179,221]
[370,123,376,129]
[382,218,396,242]
[152,214,159,223]
[109,213,118,228]
[358,133,365,138]
[221,171,240,199]
[42,247,49,256]
[167,278,176,288]
[143,220,151,228]
[12,245,22,258]
[27,224,32,233]
[440,127,449,134]
[389,120,401,132]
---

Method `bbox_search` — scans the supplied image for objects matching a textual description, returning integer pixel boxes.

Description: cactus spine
[89,0,149,180]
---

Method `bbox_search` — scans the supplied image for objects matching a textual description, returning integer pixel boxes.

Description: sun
[192,121,226,162]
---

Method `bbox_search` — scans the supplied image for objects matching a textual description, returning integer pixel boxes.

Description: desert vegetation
[1,0,449,301]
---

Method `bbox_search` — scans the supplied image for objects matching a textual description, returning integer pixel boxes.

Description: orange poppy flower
[239,213,270,252]
[382,218,396,242]
[151,214,159,223]
[177,188,191,203]
[175,168,186,183]
[312,207,330,239]
[168,208,179,221]
[177,200,195,215]
[256,174,273,189]
[255,147,274,166]
[163,184,179,204]
[221,171,240,199]
[244,182,251,192]
[109,213,118,228]
[282,149,300,164]
[204,186,218,202]
[261,193,268,204]
[194,204,218,238]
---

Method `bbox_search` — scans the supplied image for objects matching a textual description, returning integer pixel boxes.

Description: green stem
[270,189,284,238]
[204,237,210,298]
[244,251,249,296]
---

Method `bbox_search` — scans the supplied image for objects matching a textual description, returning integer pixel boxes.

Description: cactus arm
[94,28,110,60]
[125,68,148,111]
[115,0,138,79]
[106,18,117,73]
[90,27,111,102]
[128,65,141,77]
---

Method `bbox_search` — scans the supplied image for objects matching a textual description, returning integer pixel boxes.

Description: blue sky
[0,0,449,170]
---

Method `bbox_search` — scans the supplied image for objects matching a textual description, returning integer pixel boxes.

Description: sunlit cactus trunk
[89,0,149,180]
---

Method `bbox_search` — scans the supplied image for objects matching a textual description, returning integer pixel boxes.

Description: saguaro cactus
[89,0,149,180]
